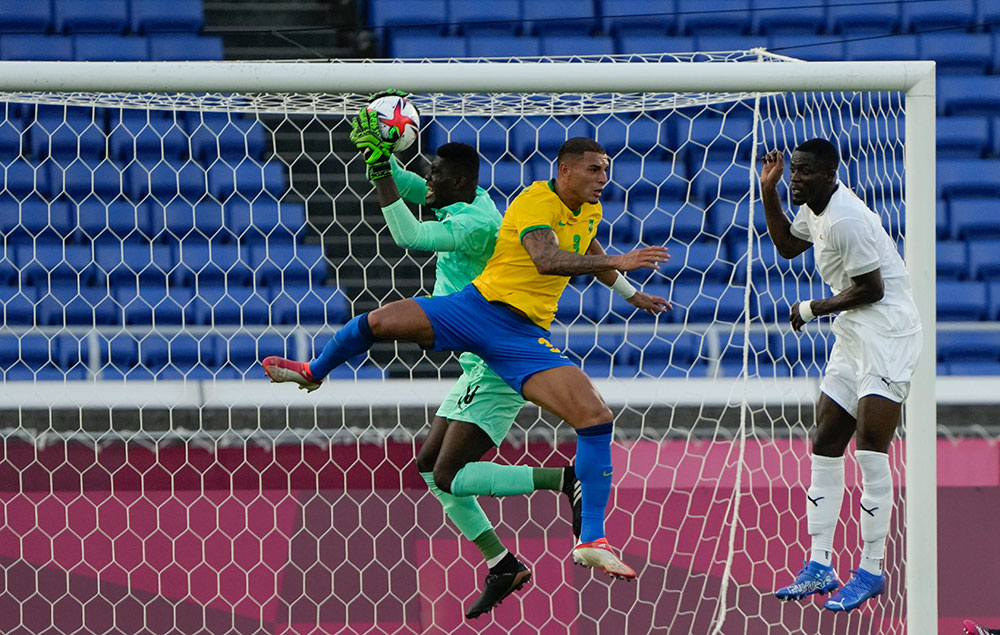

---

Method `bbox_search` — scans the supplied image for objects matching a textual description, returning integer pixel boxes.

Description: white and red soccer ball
[366,95,420,153]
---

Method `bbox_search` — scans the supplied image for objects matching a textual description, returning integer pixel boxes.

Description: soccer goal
[0,52,935,634]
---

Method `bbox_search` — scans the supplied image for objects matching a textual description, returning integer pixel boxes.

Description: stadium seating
[130,0,204,34]
[936,116,991,158]
[751,0,826,35]
[675,0,753,35]
[919,33,992,75]
[521,1,596,35]
[826,2,900,34]
[449,1,521,35]
[900,0,976,32]
[53,0,129,34]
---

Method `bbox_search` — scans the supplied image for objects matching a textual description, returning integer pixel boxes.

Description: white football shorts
[820,320,922,418]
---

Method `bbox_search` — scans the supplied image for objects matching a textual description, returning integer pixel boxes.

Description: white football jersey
[789,181,921,336]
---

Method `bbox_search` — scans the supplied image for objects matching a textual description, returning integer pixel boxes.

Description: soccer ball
[366,95,420,153]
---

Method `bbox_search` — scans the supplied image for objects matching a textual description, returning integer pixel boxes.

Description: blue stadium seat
[695,35,767,54]
[147,34,223,61]
[554,282,611,324]
[424,115,515,160]
[249,242,326,286]
[937,280,988,321]
[225,200,306,244]
[675,0,752,35]
[73,35,149,61]
[608,281,670,322]
[96,242,174,285]
[0,285,36,325]
[55,333,87,370]
[222,333,291,375]
[539,35,615,56]
[189,284,269,325]
[619,330,700,371]
[115,283,193,325]
[97,333,139,371]
[607,157,687,200]
[949,199,1000,240]
[17,198,74,241]
[173,239,254,286]
[901,0,975,32]
[737,239,815,284]
[603,0,679,36]
[449,0,521,35]
[752,0,826,35]
[0,117,26,163]
[938,331,1000,362]
[706,198,766,247]
[0,334,55,370]
[483,160,530,198]
[77,199,144,242]
[147,200,225,242]
[369,0,447,35]
[521,1,596,35]
[270,284,350,325]
[755,276,826,323]
[36,283,118,326]
[109,116,188,162]
[939,76,1000,116]
[629,199,706,242]
[512,116,595,157]
[207,162,284,201]
[593,113,669,159]
[0,35,73,61]
[669,281,747,323]
[466,35,541,58]
[3,159,47,199]
[845,35,918,62]
[680,115,755,162]
[0,0,52,33]
[390,34,467,58]
[139,333,215,373]
[990,282,1000,321]
[595,200,637,243]
[936,241,967,280]
[50,160,126,202]
[773,329,830,375]
[969,240,1000,280]
[187,113,268,162]
[53,0,128,33]
[767,35,845,62]
[16,242,99,285]
[129,161,207,203]
[616,35,696,55]
[826,1,900,34]
[936,116,990,158]
[947,361,1000,376]
[28,110,106,162]
[691,160,753,203]
[130,0,204,33]
[657,241,733,283]
[919,33,992,74]
[938,160,1000,200]
[717,328,770,365]
[937,200,948,239]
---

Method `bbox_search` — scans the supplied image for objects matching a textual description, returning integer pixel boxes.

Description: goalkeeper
[263,98,671,597]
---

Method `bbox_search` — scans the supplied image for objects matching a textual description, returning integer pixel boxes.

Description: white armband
[611,274,638,299]
[798,300,816,323]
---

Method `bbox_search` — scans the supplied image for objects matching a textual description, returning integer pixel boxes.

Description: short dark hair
[557,137,606,164]
[436,142,480,183]
[794,138,840,171]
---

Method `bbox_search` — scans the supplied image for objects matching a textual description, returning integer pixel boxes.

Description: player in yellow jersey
[265,137,670,580]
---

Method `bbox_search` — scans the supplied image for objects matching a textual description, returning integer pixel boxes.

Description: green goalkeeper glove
[349,109,398,181]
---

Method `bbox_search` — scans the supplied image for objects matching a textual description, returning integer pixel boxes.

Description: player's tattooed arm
[521,227,668,276]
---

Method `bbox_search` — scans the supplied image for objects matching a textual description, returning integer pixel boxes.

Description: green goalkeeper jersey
[385,158,502,296]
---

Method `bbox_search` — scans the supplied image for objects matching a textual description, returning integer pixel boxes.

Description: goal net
[0,52,936,634]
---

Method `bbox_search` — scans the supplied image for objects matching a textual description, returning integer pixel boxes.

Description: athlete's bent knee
[415,445,437,474]
[433,464,458,495]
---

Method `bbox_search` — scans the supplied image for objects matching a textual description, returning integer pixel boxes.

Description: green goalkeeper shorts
[435,353,526,447]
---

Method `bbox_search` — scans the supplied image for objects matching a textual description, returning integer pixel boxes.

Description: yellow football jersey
[473,180,602,329]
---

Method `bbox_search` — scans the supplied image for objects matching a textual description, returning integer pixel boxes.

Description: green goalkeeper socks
[450,463,562,497]
[420,471,493,543]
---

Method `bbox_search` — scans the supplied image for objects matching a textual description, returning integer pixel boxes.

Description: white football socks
[856,449,893,575]
[807,454,846,567]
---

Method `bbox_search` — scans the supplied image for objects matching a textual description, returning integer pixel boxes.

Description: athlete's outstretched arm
[586,239,672,315]
[521,227,668,276]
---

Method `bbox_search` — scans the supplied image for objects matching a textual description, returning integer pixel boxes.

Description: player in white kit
[760,139,922,612]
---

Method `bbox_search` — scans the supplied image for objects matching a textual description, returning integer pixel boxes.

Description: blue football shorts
[413,284,575,394]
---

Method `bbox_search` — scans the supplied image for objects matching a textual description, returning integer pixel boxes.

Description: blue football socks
[574,422,614,543]
[308,313,377,380]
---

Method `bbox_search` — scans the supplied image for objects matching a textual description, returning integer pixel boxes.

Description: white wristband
[611,274,638,299]
[798,300,816,323]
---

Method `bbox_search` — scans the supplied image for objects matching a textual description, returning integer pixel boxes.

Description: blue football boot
[824,568,885,612]
[774,561,840,601]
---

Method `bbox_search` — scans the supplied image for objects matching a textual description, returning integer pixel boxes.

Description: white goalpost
[0,56,936,633]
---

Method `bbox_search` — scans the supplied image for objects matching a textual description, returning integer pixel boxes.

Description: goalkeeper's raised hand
[349,108,399,181]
